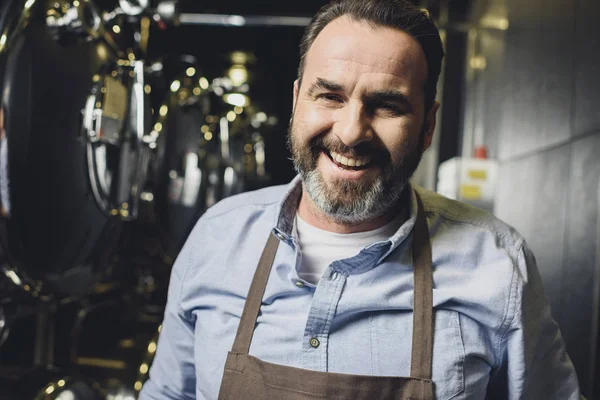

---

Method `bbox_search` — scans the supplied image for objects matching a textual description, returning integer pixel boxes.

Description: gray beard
[299,166,407,225]
[288,114,424,227]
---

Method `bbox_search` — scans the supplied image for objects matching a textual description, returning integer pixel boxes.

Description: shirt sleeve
[139,223,199,400]
[487,240,583,399]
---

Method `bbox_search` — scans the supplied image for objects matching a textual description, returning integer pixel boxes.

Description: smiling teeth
[329,151,371,167]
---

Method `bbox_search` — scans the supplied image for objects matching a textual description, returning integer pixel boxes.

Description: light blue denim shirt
[140,176,581,400]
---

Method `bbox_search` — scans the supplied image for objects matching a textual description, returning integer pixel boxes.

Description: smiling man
[289,15,436,234]
[140,1,582,399]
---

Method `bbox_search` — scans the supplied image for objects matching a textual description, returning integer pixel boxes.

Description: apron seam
[224,367,430,399]
[225,365,432,384]
[223,368,329,398]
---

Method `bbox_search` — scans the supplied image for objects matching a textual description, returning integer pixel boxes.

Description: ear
[292,80,300,112]
[422,101,440,152]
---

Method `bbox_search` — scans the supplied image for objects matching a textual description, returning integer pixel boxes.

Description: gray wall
[462,0,600,397]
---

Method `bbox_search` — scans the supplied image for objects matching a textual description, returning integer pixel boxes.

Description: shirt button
[309,337,320,348]
[295,281,305,288]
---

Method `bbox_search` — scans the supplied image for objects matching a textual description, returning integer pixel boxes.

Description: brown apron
[218,193,434,399]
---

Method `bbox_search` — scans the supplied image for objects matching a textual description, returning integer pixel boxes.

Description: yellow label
[467,169,488,180]
[103,76,128,120]
[460,184,482,200]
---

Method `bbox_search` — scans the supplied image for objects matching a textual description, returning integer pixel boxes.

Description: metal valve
[45,0,103,44]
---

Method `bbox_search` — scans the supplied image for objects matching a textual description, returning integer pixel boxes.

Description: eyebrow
[306,78,344,97]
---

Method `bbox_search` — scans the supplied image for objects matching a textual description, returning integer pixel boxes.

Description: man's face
[289,16,438,224]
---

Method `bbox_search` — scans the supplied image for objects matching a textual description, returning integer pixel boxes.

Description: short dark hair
[298,0,444,113]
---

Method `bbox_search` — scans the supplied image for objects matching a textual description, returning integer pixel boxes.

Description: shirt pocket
[370,309,465,400]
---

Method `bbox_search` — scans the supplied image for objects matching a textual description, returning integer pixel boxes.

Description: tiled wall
[466,0,600,396]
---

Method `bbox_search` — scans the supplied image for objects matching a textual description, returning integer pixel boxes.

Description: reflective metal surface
[33,376,104,400]
[178,13,312,27]
[202,51,276,206]
[68,296,162,399]
[119,0,150,17]
[0,0,167,298]
[0,303,6,348]
[141,53,275,262]
[148,55,212,260]
[133,325,160,396]
[0,0,282,396]
[82,59,153,220]
[46,0,103,43]
[0,0,130,297]
[45,0,123,57]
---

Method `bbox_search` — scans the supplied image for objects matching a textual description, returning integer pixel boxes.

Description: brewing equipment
[0,0,177,396]
[137,51,277,265]
[0,0,174,297]
[0,1,293,396]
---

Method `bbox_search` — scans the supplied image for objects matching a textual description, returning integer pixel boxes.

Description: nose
[333,101,373,148]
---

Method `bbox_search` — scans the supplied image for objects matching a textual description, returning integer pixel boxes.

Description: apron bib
[218,192,435,399]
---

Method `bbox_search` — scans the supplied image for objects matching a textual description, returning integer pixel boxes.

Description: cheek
[294,104,334,139]
[375,120,422,162]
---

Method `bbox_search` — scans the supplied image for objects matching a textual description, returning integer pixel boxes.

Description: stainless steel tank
[0,0,157,297]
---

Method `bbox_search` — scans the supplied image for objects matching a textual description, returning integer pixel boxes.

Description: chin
[303,168,398,224]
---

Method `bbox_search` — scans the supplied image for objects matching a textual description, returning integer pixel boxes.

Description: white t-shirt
[293,213,404,284]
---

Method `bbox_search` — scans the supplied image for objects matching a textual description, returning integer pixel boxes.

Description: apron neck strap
[231,232,280,354]
[231,191,434,381]
[410,192,433,380]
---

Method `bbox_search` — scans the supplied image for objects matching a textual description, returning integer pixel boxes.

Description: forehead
[304,16,428,92]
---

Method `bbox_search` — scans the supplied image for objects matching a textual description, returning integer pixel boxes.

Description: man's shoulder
[201,182,291,221]
[415,186,524,251]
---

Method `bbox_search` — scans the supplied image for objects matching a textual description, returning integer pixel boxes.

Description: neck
[297,185,410,234]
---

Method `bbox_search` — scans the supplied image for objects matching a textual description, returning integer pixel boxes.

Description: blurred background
[0,0,598,398]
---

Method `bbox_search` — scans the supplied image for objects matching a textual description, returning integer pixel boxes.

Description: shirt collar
[273,175,419,262]
[380,185,418,261]
[273,175,303,238]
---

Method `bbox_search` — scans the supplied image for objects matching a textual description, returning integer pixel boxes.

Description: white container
[436,156,499,212]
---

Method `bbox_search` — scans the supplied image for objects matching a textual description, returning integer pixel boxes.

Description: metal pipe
[33,300,55,368]
[178,13,312,27]
[176,13,488,32]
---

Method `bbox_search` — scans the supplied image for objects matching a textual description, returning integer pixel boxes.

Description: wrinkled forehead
[304,16,428,90]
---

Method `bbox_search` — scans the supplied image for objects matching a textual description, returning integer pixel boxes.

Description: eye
[373,101,404,115]
[318,93,343,103]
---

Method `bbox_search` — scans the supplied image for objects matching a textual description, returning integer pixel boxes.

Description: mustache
[309,135,390,163]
